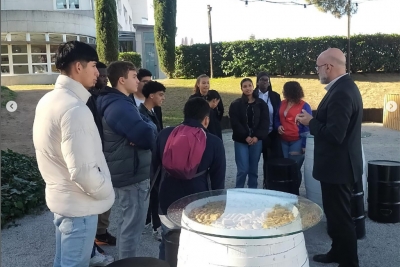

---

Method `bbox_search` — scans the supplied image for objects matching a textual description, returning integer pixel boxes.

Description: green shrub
[118,52,142,68]
[175,33,400,78]
[1,150,45,227]
[1,86,17,107]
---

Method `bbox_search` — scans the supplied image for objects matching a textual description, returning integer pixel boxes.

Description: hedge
[175,33,400,78]
[118,52,142,68]
[1,150,45,227]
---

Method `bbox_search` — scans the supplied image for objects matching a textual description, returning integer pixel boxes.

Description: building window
[1,45,9,74]
[49,34,64,43]
[66,35,78,42]
[56,0,79,9]
[29,33,46,43]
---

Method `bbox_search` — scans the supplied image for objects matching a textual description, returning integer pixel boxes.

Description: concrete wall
[1,73,58,86]
[1,0,93,11]
[116,0,134,32]
[128,0,148,24]
[1,10,95,37]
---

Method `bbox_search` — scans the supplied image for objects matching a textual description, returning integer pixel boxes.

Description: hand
[245,136,252,145]
[251,137,258,144]
[295,109,313,126]
[278,125,285,135]
[302,148,305,154]
[130,142,135,146]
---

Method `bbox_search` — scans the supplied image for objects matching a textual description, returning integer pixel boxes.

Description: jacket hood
[97,86,135,116]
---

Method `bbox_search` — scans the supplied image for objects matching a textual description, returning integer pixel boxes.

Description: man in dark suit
[296,48,362,267]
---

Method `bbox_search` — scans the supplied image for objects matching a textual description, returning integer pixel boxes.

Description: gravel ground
[2,123,399,267]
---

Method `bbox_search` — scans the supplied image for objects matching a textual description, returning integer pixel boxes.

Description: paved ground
[1,123,400,267]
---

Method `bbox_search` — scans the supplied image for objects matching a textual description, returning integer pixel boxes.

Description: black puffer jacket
[229,96,270,144]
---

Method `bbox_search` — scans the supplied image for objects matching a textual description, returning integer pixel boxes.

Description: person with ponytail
[189,74,224,121]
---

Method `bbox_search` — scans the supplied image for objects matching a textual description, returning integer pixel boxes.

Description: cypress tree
[153,0,177,78]
[95,0,119,64]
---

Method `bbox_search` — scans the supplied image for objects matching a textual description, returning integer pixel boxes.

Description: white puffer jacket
[33,75,115,217]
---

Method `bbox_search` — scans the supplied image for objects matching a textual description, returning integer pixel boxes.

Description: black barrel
[367,160,400,223]
[265,158,299,195]
[351,178,366,239]
[106,257,170,267]
[164,229,181,267]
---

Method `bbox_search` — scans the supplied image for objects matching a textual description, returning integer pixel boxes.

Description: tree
[153,0,177,78]
[249,34,256,40]
[95,0,119,64]
[305,0,358,18]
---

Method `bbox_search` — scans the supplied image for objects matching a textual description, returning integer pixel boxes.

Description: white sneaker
[89,250,114,266]
[152,227,162,241]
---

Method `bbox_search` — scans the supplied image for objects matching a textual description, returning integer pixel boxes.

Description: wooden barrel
[383,94,400,131]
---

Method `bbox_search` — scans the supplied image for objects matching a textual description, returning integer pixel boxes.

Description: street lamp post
[207,5,213,78]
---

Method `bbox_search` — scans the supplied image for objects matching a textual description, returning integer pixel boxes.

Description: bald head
[316,48,347,84]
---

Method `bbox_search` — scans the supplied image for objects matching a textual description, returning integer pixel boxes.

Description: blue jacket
[97,87,157,150]
[274,101,312,148]
[152,119,226,216]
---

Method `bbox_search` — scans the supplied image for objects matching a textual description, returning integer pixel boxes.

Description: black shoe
[313,253,339,264]
[95,230,117,246]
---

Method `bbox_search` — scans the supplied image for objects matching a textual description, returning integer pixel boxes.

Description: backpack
[146,125,210,200]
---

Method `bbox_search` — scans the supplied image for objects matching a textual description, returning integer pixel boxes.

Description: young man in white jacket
[32,41,115,267]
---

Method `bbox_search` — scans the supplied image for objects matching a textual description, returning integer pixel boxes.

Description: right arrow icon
[386,101,398,113]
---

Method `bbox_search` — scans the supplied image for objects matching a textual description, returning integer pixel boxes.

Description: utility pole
[347,0,351,74]
[207,5,213,78]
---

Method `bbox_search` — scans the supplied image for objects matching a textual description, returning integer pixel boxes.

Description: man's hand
[278,125,285,135]
[296,109,313,126]
[130,142,135,146]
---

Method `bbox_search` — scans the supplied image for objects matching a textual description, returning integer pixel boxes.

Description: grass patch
[6,74,400,126]
[1,86,17,107]
[159,73,400,126]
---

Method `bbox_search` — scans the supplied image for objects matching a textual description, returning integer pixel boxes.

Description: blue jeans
[115,179,150,260]
[53,213,98,267]
[234,141,263,188]
[281,139,305,185]
[158,223,170,260]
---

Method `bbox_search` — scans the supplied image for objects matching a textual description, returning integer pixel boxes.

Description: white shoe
[89,250,114,266]
[152,227,162,241]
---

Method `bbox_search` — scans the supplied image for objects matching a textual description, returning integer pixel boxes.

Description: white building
[1,0,163,86]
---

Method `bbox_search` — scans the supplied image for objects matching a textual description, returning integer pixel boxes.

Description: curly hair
[283,81,304,103]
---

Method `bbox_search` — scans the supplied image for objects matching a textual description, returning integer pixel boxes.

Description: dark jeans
[262,131,283,188]
[321,182,359,267]
[146,186,161,231]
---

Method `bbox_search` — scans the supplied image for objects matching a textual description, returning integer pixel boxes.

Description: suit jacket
[309,74,363,184]
[130,94,163,129]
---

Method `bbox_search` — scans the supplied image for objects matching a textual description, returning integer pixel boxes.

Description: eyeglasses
[315,64,333,72]
[259,78,269,82]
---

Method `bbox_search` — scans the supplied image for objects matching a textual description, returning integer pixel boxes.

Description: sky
[147,0,400,45]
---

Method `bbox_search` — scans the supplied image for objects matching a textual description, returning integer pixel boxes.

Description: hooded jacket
[96,87,157,188]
